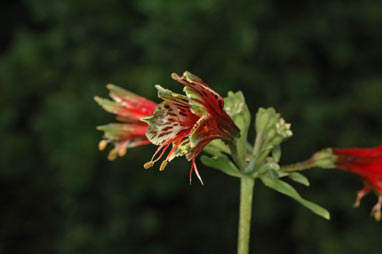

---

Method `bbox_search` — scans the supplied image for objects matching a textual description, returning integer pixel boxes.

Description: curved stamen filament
[152,143,171,163]
[145,134,187,169]
[189,158,204,185]
[165,132,188,162]
[144,142,172,169]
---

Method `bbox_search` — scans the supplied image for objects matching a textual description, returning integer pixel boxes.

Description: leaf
[260,175,330,220]
[287,172,310,186]
[203,140,230,156]
[201,154,241,178]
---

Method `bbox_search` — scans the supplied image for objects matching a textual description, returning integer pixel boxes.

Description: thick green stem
[237,177,255,254]
[280,159,315,172]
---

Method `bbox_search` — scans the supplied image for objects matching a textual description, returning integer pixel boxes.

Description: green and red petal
[95,84,157,121]
[172,71,240,143]
[95,84,157,160]
[141,86,199,178]
[142,72,240,184]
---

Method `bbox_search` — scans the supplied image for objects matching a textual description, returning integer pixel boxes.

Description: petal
[172,71,226,116]
[96,123,147,141]
[107,84,157,115]
[94,96,125,116]
[142,85,199,146]
[172,71,240,141]
[142,101,194,146]
[183,86,209,116]
[185,115,223,160]
[333,146,382,157]
[155,84,188,104]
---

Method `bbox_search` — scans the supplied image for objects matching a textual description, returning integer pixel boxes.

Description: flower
[142,71,240,184]
[332,146,382,220]
[94,84,157,160]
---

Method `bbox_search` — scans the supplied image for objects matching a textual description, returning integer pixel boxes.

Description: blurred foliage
[1,0,382,253]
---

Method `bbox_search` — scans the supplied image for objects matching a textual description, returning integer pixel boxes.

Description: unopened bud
[144,161,154,169]
[159,160,168,171]
[98,140,108,151]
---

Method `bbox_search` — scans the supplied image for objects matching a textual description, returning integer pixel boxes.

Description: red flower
[142,71,240,184]
[333,146,382,220]
[95,84,157,160]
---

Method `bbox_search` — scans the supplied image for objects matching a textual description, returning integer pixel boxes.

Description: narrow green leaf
[260,175,330,220]
[201,154,241,178]
[287,172,310,186]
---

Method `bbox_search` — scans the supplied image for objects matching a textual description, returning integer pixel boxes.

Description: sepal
[312,148,337,168]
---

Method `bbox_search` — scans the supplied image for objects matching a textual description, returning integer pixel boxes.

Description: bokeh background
[1,0,382,253]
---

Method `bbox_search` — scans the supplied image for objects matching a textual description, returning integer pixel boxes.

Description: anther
[144,161,154,169]
[159,160,168,171]
[107,149,118,160]
[98,140,108,151]
[118,147,127,157]
[374,211,381,221]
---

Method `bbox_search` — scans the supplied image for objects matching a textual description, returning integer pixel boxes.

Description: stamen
[159,160,168,171]
[165,132,187,161]
[144,136,180,170]
[375,211,381,221]
[150,134,186,164]
[192,159,204,185]
[107,149,118,160]
[372,195,382,221]
[150,142,171,163]
[118,147,127,157]
[354,183,371,207]
[98,140,108,151]
[189,162,194,185]
[152,143,171,163]
[189,158,203,185]
[144,161,154,169]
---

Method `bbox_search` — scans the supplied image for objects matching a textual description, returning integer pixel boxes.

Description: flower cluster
[95,72,240,184]
[94,84,156,160]
[94,71,381,222]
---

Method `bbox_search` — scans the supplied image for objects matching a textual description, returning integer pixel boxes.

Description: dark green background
[1,0,382,253]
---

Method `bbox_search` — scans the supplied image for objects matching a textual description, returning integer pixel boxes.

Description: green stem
[252,132,263,156]
[280,159,315,172]
[230,143,247,172]
[237,177,255,254]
